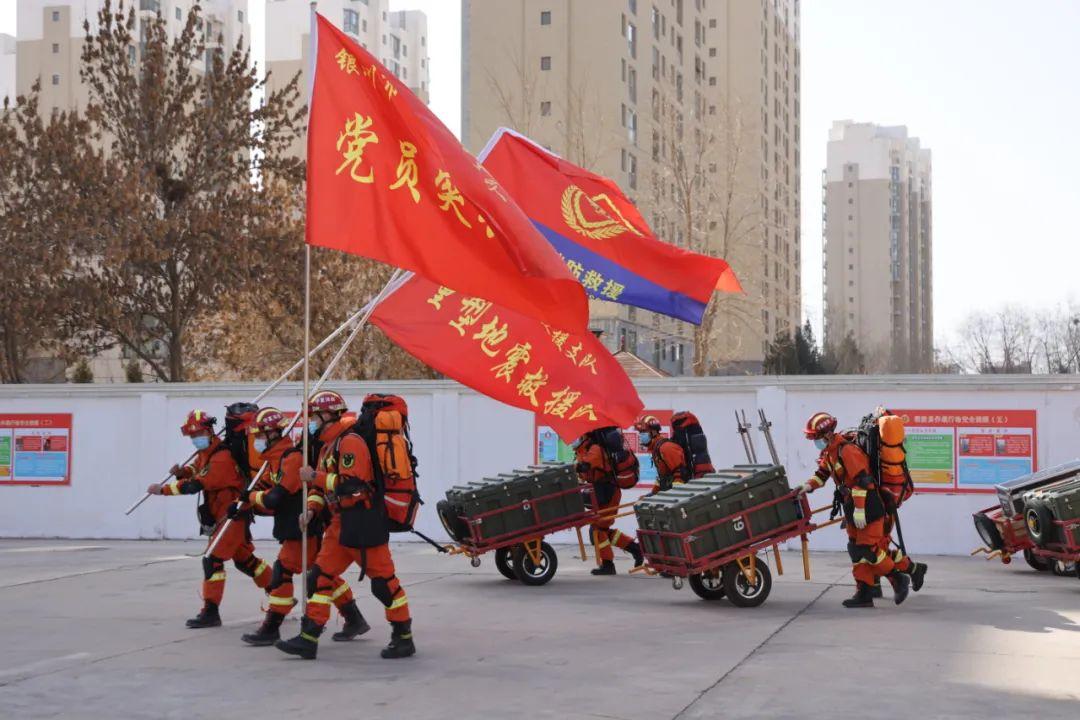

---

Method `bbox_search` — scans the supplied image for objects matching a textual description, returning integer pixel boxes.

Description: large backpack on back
[353,394,421,532]
[847,409,914,510]
[594,427,639,490]
[671,412,714,478]
[224,402,260,479]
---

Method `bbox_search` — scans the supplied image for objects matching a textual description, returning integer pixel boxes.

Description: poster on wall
[536,410,673,487]
[0,413,73,486]
[891,410,1036,494]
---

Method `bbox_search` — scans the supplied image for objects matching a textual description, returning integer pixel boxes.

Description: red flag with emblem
[306,15,587,332]
[370,276,643,442]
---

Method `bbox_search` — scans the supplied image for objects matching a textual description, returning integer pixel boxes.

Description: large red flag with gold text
[306,15,588,332]
[371,276,643,441]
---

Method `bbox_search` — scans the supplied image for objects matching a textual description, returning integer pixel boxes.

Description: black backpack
[224,402,259,478]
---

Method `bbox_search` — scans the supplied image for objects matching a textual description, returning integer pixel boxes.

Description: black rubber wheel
[722,558,772,608]
[973,513,1004,551]
[1051,561,1075,577]
[494,547,517,580]
[1023,548,1052,572]
[513,542,558,586]
[1025,502,1055,547]
[688,571,726,601]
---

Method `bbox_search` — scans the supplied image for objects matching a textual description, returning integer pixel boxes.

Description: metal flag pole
[300,242,312,615]
[124,294,395,517]
[203,269,409,559]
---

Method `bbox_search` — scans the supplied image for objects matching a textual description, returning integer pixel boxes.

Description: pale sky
[5,1,1079,346]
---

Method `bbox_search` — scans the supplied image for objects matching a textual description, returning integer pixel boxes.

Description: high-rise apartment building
[1,34,15,102]
[822,120,933,373]
[16,1,249,118]
[462,0,800,374]
[266,0,430,157]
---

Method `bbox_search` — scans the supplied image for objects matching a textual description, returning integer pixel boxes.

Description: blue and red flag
[478,128,742,325]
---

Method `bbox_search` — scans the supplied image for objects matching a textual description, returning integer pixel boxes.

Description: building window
[52,10,60,22]
[52,74,60,86]
[627,66,637,103]
[627,153,638,189]
[626,22,637,58]
[421,36,426,47]
[363,20,368,32]
[541,10,551,25]
[709,76,716,86]
[344,9,360,35]
[238,10,244,23]
[52,43,60,54]
[540,101,551,116]
[175,7,182,21]
[540,56,551,70]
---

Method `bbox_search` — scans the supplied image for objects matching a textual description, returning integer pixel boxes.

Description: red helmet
[307,390,347,415]
[180,409,216,436]
[634,414,661,433]
[248,407,287,435]
[804,412,838,439]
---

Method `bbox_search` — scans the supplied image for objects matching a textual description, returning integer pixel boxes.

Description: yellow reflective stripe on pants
[597,541,611,549]
[255,561,269,576]
[208,572,226,582]
[389,594,409,610]
[309,593,332,606]
[330,583,351,601]
[268,596,295,607]
[611,530,623,544]
[300,632,319,642]
[851,488,868,498]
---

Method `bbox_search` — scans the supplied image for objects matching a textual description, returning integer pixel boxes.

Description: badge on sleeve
[342,453,355,469]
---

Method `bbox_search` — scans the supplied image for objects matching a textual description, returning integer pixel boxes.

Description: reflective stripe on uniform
[268,595,295,607]
[871,550,888,565]
[611,530,623,544]
[330,583,351,601]
[325,473,338,492]
[255,561,270,576]
[208,572,226,582]
[385,495,409,507]
[308,494,325,506]
[597,540,611,549]
[301,632,319,642]
[309,593,332,606]
[166,480,181,495]
[851,488,868,498]
[389,594,409,610]
[253,491,265,508]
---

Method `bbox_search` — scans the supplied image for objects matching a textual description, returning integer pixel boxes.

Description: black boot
[331,600,371,642]
[591,560,617,576]
[842,583,875,608]
[870,581,884,599]
[381,620,416,659]
[887,571,911,605]
[186,602,222,628]
[242,611,284,646]
[275,617,322,660]
[910,562,928,592]
[626,542,644,568]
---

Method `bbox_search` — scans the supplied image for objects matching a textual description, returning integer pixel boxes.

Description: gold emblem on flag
[560,185,643,240]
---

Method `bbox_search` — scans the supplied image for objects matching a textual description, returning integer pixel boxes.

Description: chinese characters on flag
[306,15,588,332]
[371,276,644,442]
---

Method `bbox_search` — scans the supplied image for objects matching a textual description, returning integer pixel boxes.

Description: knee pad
[370,576,394,607]
[305,564,323,598]
[269,560,290,590]
[203,555,224,580]
[233,555,259,578]
[845,541,861,564]
[848,542,876,565]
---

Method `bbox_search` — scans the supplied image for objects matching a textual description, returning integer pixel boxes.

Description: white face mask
[191,435,210,451]
[814,437,828,451]
[253,437,268,454]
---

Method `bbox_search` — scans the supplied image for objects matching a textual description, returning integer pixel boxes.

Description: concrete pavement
[0,540,1077,719]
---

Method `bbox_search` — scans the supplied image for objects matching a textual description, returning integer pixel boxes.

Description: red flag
[370,276,644,442]
[306,16,587,332]
[479,129,742,324]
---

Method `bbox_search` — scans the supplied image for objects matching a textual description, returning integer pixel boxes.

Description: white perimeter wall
[2,376,1079,556]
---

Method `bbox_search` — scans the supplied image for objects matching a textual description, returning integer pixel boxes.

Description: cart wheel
[973,513,1004,551]
[494,547,517,580]
[688,571,726,601]
[1051,561,1075,577]
[1022,548,1051,572]
[470,556,482,568]
[1025,503,1054,548]
[514,542,558,586]
[722,558,772,608]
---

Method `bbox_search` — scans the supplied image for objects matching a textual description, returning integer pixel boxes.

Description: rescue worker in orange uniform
[276,391,415,660]
[573,430,644,575]
[634,415,688,494]
[239,407,369,646]
[147,410,272,627]
[797,412,910,608]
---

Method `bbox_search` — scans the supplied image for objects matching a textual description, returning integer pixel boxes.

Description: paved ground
[0,540,1077,719]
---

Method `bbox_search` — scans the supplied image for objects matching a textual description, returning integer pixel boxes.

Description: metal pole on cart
[736,410,759,464]
[735,411,753,464]
[757,409,780,465]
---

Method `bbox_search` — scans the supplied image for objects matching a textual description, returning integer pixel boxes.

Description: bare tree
[484,41,541,139]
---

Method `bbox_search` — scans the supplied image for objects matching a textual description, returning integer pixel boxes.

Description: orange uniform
[162,437,271,605]
[576,441,636,563]
[248,437,353,618]
[806,435,895,587]
[648,437,687,493]
[302,417,410,634]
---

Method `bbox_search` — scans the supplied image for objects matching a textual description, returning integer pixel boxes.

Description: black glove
[334,476,366,498]
[575,462,590,474]
[226,503,242,520]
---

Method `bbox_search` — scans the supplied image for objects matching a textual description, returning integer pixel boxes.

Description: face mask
[638,432,652,447]
[570,437,584,450]
[308,419,321,436]
[192,435,211,451]
[253,437,268,454]
[814,437,828,451]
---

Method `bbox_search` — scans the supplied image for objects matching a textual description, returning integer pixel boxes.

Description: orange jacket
[248,436,303,514]
[575,442,612,485]
[306,414,377,516]
[808,435,877,512]
[648,437,687,490]
[162,437,244,520]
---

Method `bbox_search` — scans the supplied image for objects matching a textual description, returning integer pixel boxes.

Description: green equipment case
[635,464,798,562]
[1022,474,1080,546]
[437,463,584,544]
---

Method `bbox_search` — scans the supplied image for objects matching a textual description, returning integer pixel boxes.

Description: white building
[0,34,15,103]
